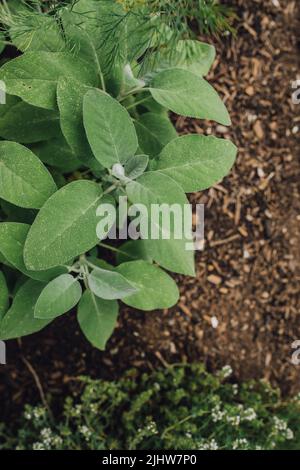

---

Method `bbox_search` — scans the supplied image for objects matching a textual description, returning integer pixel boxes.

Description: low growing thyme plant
[1,364,299,450]
[0,0,237,350]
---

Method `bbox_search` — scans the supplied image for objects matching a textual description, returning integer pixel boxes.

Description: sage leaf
[0,222,66,282]
[0,52,98,109]
[24,180,104,271]
[57,77,97,166]
[0,280,52,340]
[124,154,149,180]
[143,40,216,77]
[150,68,231,125]
[116,240,152,265]
[77,290,118,350]
[0,96,60,143]
[34,274,82,319]
[31,135,82,173]
[134,112,177,157]
[126,172,195,276]
[0,271,9,320]
[88,267,138,300]
[0,141,57,209]
[116,260,179,310]
[83,89,138,168]
[155,134,237,192]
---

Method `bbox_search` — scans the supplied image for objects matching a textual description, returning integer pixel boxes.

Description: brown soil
[0,0,299,422]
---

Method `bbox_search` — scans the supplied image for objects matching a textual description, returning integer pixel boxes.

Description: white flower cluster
[211,403,256,426]
[32,427,63,450]
[79,425,92,441]
[272,417,294,440]
[232,438,249,450]
[220,365,233,379]
[211,404,226,423]
[24,406,46,421]
[242,407,257,422]
[90,403,98,414]
[136,420,158,436]
[198,438,219,450]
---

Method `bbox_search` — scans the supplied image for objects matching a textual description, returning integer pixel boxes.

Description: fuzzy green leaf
[0,271,9,320]
[57,77,97,166]
[0,141,57,209]
[88,267,138,300]
[134,112,177,157]
[144,40,216,77]
[83,89,138,168]
[116,240,152,265]
[150,68,231,125]
[0,52,98,109]
[24,180,104,271]
[34,274,82,319]
[126,172,195,276]
[0,222,66,282]
[116,260,179,311]
[30,135,82,173]
[0,280,51,340]
[77,290,118,350]
[0,96,60,143]
[124,154,149,180]
[154,134,237,192]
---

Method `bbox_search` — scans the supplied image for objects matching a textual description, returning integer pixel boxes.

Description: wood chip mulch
[0,0,299,422]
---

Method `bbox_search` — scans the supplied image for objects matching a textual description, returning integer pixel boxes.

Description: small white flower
[242,408,257,422]
[32,442,45,450]
[24,411,32,420]
[227,415,241,427]
[233,438,249,450]
[79,425,92,440]
[221,365,233,378]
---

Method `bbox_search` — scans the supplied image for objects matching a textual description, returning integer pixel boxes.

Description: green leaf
[116,260,179,311]
[24,180,104,271]
[126,171,195,276]
[150,68,231,125]
[0,141,57,209]
[134,112,177,157]
[0,222,66,282]
[0,95,60,143]
[0,280,52,340]
[30,135,82,173]
[83,89,138,168]
[0,271,9,320]
[88,267,138,300]
[154,134,237,192]
[144,40,216,77]
[77,290,118,350]
[0,52,98,110]
[34,274,82,319]
[116,240,152,264]
[57,77,97,166]
[124,154,149,180]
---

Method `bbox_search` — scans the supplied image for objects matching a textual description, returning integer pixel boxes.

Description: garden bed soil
[0,0,299,422]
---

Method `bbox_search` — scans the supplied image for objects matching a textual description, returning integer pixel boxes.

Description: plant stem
[98,241,134,259]
[126,95,151,110]
[119,87,150,103]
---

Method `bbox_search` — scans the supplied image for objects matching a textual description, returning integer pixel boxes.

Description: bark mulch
[0,0,299,423]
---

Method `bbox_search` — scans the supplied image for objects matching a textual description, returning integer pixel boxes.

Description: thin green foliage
[0,364,299,450]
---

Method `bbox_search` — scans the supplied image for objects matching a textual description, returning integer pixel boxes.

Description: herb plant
[0,0,237,350]
[1,364,299,450]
